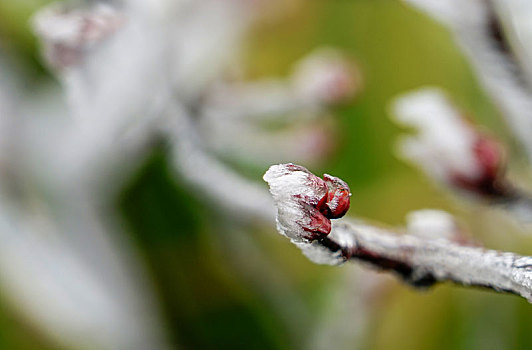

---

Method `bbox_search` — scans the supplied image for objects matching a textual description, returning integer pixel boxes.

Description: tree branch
[404,0,532,164]
[391,87,532,223]
[314,221,532,300]
[264,163,532,302]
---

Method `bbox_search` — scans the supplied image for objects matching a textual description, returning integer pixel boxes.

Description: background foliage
[0,0,531,349]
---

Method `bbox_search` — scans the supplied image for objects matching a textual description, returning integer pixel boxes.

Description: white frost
[264,164,327,242]
[404,0,532,164]
[291,48,359,106]
[406,209,457,240]
[391,88,481,183]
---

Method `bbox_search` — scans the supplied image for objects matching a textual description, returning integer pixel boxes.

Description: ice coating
[264,164,328,242]
[263,163,351,242]
[406,209,457,241]
[291,48,359,105]
[403,0,486,27]
[392,88,481,183]
[32,3,125,68]
[391,87,507,198]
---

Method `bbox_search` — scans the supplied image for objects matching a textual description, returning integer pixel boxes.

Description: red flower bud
[264,163,351,242]
[451,134,508,198]
[319,174,351,219]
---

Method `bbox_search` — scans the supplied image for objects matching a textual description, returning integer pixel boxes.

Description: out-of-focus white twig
[291,48,361,107]
[32,2,126,70]
[489,0,532,86]
[199,48,361,165]
[392,88,491,190]
[307,265,387,350]
[0,55,170,350]
[391,87,532,222]
[404,0,532,163]
[162,103,276,223]
[0,191,169,350]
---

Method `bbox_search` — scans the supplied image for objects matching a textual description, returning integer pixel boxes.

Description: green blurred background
[1,0,531,349]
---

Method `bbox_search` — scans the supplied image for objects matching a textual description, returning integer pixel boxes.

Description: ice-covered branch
[32,2,126,70]
[162,103,276,223]
[264,163,532,302]
[391,88,532,222]
[0,57,170,350]
[202,48,359,121]
[403,0,532,163]
[199,48,360,165]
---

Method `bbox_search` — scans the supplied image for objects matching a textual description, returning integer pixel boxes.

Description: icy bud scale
[264,163,350,242]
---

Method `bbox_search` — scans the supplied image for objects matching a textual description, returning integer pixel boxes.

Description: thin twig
[310,220,532,301]
[265,163,532,302]
[404,0,532,163]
